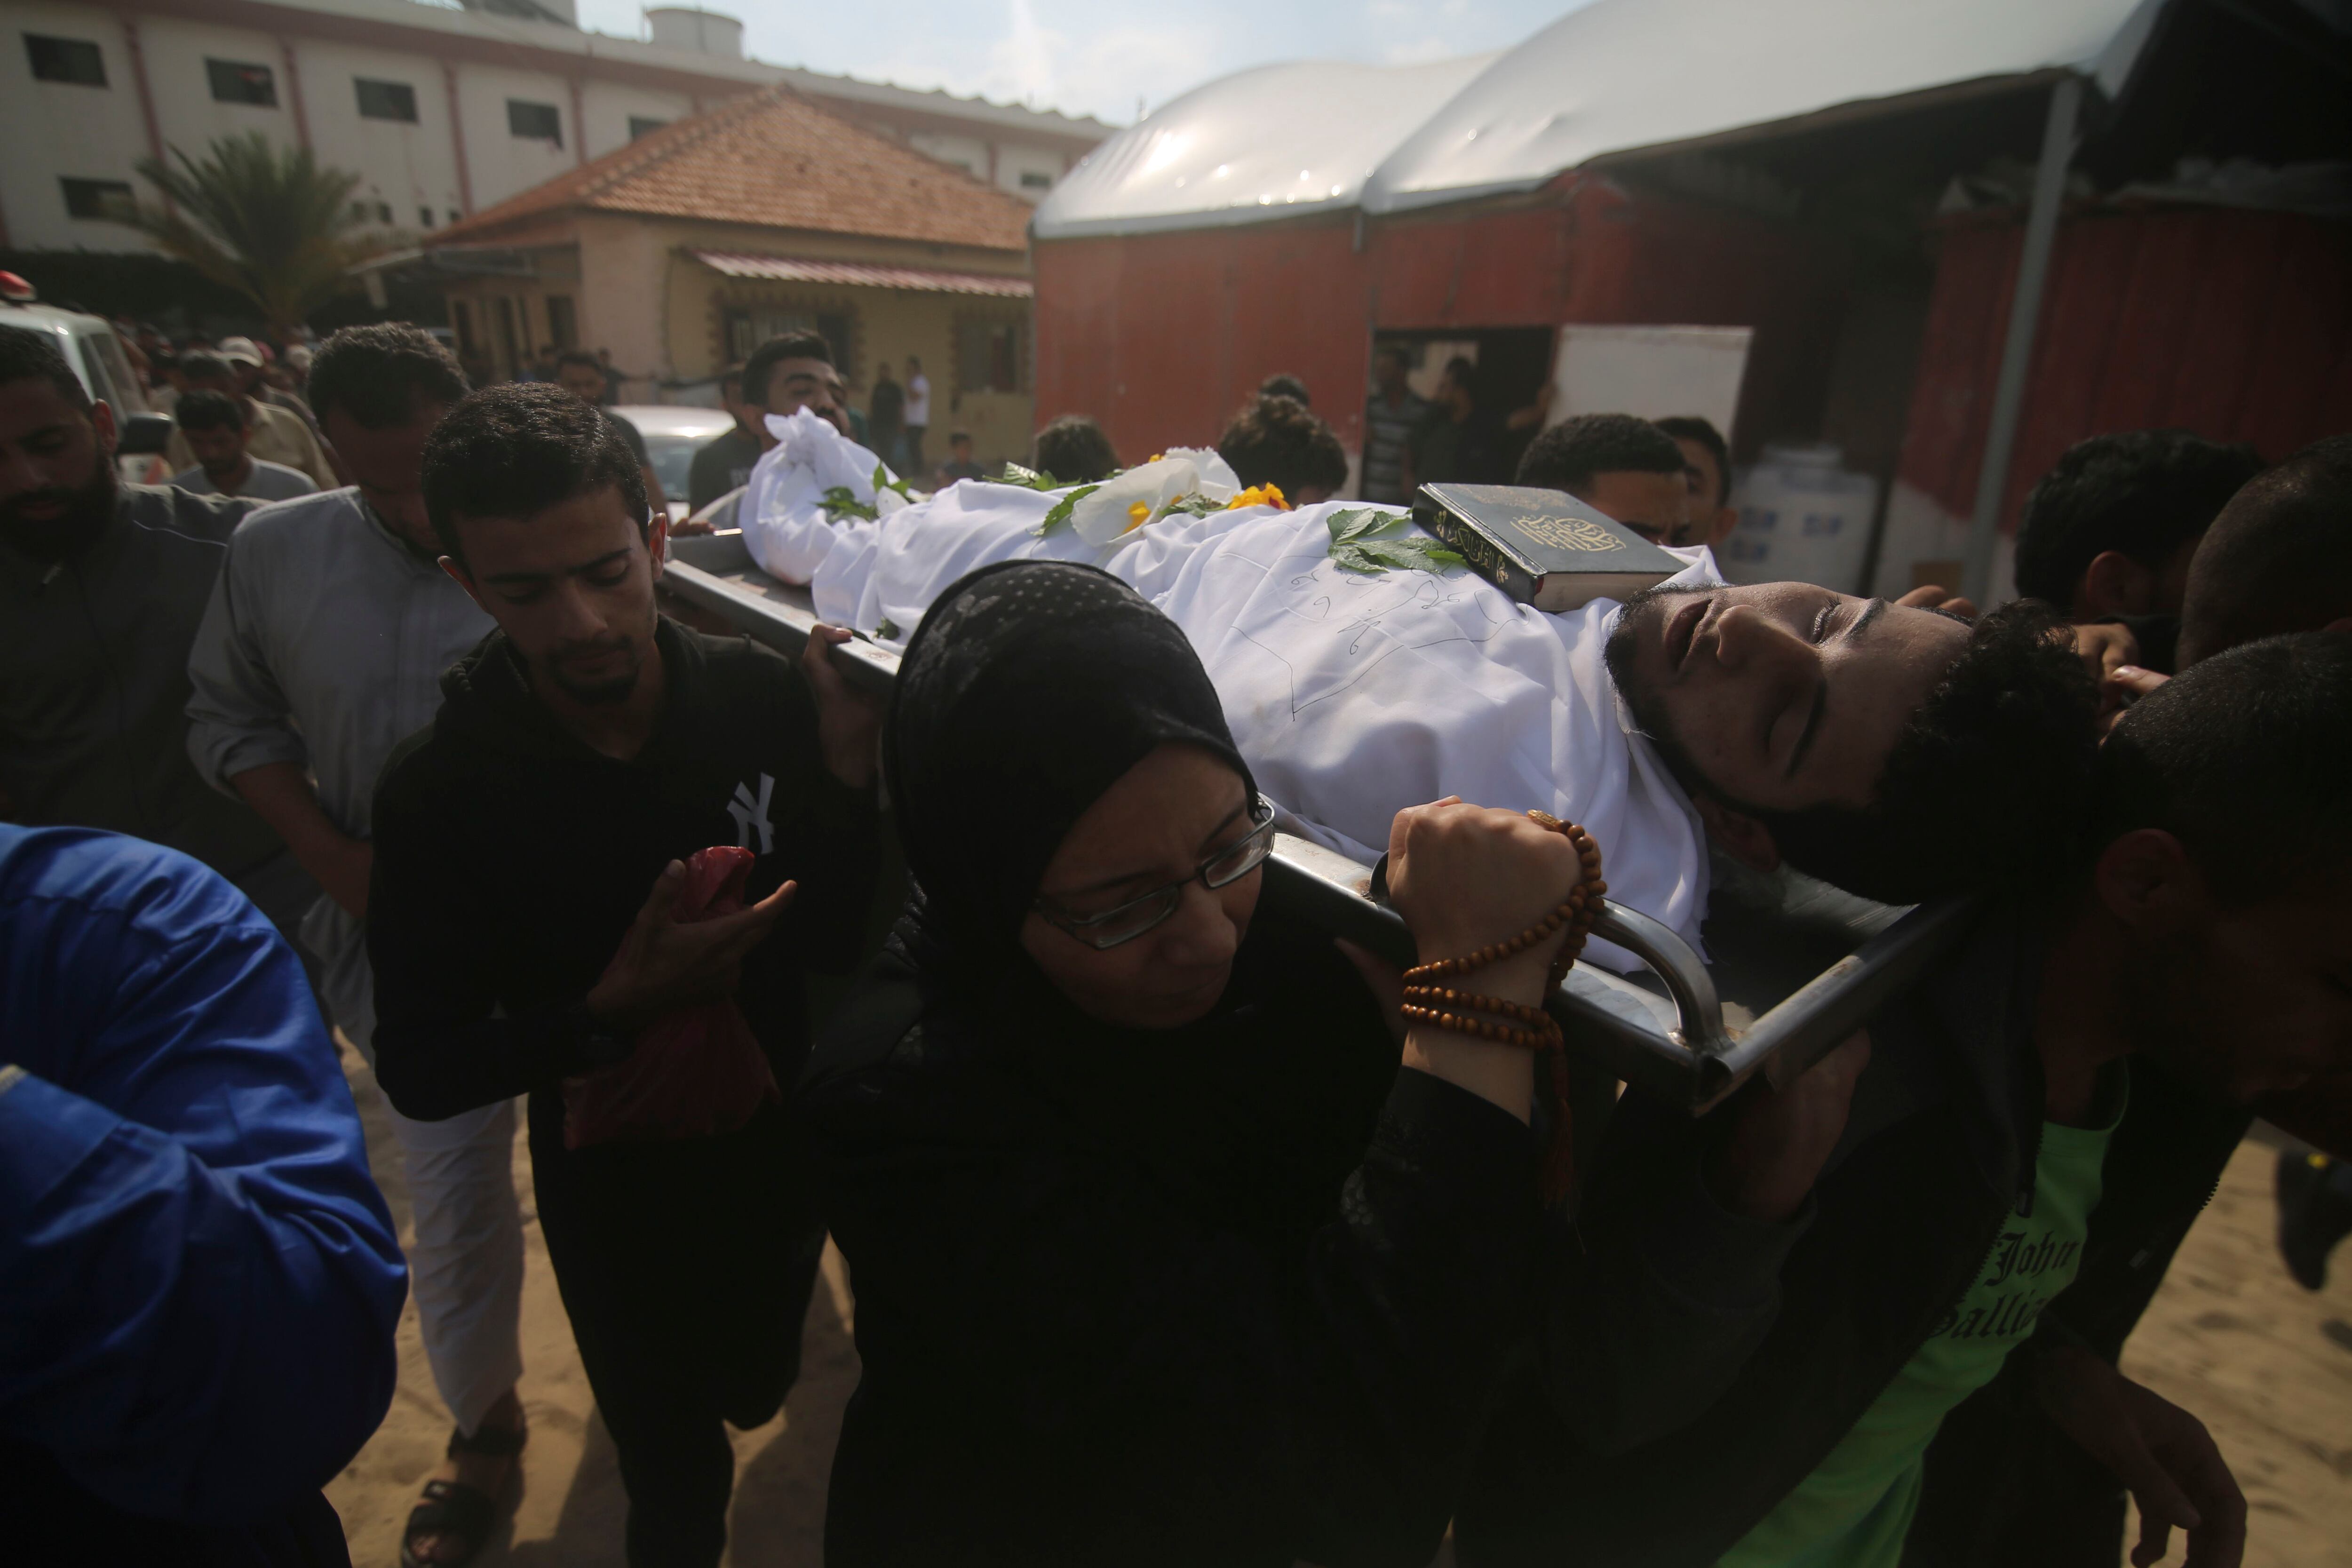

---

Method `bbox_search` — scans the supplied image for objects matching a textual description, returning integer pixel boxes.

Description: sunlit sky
[570,0,1594,127]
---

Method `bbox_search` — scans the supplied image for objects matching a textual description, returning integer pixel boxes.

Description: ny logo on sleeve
[727,773,776,855]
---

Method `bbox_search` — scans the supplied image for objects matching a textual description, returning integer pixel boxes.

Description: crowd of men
[2,312,2348,1568]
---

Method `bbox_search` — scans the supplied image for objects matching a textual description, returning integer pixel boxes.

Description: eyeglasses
[1033,806,1279,951]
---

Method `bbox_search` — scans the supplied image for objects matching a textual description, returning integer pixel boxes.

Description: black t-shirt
[689,426,764,513]
[366,617,881,1127]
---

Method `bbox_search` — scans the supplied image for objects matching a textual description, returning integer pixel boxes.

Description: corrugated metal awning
[689,251,1033,297]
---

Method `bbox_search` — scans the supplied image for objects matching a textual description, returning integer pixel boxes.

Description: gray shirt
[172,458,319,503]
[186,487,494,1043]
[0,484,284,880]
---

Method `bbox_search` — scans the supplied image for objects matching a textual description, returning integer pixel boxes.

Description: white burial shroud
[739,409,1715,968]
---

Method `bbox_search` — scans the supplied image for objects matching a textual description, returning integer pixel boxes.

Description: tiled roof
[436,86,1033,254]
[690,251,1033,296]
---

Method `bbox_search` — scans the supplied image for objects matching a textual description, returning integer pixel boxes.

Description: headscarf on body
[879,560,1392,1217]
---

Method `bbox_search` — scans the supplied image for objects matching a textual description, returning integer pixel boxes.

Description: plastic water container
[1719,443,1879,592]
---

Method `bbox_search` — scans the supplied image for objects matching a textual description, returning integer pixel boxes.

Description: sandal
[399,1420,527,1568]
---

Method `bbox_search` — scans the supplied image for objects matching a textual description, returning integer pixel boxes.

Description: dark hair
[948,429,972,446]
[0,328,90,410]
[1516,413,1687,494]
[1375,343,1411,372]
[421,384,648,565]
[178,350,235,385]
[719,368,743,396]
[741,330,834,408]
[1615,599,2100,904]
[2093,632,2352,899]
[2178,435,2352,666]
[1217,393,1348,499]
[1653,415,1731,507]
[2014,430,2263,610]
[307,324,468,430]
[555,349,604,375]
[1441,356,1479,400]
[1033,414,1119,484]
[1257,372,1310,406]
[173,388,246,433]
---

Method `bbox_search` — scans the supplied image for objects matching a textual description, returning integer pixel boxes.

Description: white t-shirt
[172,458,320,503]
[903,373,930,426]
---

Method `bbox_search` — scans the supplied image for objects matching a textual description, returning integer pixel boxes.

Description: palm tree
[124,132,389,342]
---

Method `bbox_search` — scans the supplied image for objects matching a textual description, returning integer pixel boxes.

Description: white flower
[1069,456,1200,545]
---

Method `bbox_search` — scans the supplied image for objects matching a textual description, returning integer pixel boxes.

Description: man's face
[323,404,447,552]
[1670,437,1740,550]
[556,363,607,405]
[232,360,264,396]
[1578,468,1695,545]
[752,356,844,438]
[0,377,117,561]
[184,420,250,481]
[1606,582,1971,813]
[1375,353,1408,397]
[2122,876,2352,1106]
[951,438,973,462]
[449,484,661,707]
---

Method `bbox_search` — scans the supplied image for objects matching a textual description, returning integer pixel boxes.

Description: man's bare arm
[230,761,373,919]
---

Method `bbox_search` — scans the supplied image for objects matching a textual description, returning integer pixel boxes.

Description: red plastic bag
[562,846,781,1149]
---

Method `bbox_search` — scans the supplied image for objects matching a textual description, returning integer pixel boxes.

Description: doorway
[1362,327,1554,502]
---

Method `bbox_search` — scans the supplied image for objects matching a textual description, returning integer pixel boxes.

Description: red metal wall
[1033,178,1853,468]
[1897,204,2352,531]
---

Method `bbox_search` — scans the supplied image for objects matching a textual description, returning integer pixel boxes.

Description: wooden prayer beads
[1397,811,1605,1205]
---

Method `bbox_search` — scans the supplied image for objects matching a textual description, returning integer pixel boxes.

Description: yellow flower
[1125,500,1153,532]
[1226,483,1289,511]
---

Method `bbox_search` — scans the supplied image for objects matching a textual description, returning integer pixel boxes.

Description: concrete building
[0,0,1110,252]
[392,85,1036,464]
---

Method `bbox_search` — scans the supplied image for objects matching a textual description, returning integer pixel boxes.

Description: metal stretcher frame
[663,533,1980,1114]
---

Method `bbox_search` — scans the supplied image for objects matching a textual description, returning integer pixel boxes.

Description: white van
[0,278,172,481]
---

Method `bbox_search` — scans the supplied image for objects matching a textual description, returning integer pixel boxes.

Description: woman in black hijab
[804,560,1587,1568]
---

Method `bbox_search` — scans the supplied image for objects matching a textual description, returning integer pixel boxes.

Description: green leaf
[1329,535,1464,576]
[1000,462,1063,492]
[820,486,879,522]
[1163,492,1225,518]
[874,616,901,641]
[1032,483,1101,537]
[1326,507,1410,546]
[873,462,914,500]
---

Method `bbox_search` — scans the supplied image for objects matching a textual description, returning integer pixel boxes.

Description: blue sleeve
[0,828,408,1526]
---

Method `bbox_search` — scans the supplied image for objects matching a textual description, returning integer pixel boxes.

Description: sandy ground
[326,1043,2352,1568]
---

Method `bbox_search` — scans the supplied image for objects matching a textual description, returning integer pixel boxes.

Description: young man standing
[686,368,763,514]
[1513,412,1695,544]
[1361,345,1426,503]
[935,429,985,486]
[0,331,308,938]
[165,350,337,491]
[168,389,318,502]
[1460,632,2352,1568]
[369,384,883,1568]
[901,353,930,474]
[1654,414,1742,551]
[555,350,666,516]
[183,325,528,1568]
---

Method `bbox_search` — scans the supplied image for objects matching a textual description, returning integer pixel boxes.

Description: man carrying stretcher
[730,410,2099,954]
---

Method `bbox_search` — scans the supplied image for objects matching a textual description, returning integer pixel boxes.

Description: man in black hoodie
[367,384,882,1568]
[1461,631,2352,1568]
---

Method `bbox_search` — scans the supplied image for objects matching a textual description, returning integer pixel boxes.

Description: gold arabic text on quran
[1514,513,1622,553]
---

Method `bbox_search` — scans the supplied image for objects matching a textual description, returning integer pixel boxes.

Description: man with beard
[165,349,338,492]
[367,384,883,1568]
[183,325,527,1568]
[0,330,310,934]
[167,388,318,502]
[1456,631,2352,1568]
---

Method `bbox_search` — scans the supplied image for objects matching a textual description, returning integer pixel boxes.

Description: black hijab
[880,560,1391,1213]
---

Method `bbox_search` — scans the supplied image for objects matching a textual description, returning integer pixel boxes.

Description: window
[25,34,105,87]
[206,58,276,107]
[350,200,368,221]
[628,116,668,142]
[376,201,393,224]
[722,308,854,376]
[451,300,477,360]
[508,100,561,146]
[546,295,577,350]
[956,317,1025,395]
[419,206,434,228]
[61,177,137,222]
[356,78,417,123]
[1019,170,1052,191]
[447,207,462,225]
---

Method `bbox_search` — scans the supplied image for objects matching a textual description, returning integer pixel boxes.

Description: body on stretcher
[660,532,1980,1114]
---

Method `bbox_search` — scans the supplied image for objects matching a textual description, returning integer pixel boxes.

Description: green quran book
[1413,483,1681,612]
